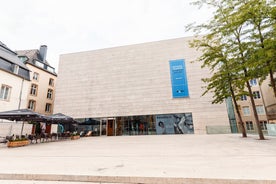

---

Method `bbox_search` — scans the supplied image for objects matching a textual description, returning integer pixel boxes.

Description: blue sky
[0,0,212,71]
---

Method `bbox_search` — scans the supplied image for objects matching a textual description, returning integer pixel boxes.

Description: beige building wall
[235,77,276,133]
[55,37,230,134]
[26,64,56,115]
[0,70,29,112]
[260,77,276,122]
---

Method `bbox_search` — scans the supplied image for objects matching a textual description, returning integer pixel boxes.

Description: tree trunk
[229,84,247,137]
[246,81,265,140]
[233,98,247,137]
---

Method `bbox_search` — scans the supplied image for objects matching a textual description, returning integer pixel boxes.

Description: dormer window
[34,60,44,68]
[18,56,28,62]
[13,64,19,74]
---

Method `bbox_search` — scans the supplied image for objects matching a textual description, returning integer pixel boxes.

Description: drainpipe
[18,78,24,136]
[18,78,24,109]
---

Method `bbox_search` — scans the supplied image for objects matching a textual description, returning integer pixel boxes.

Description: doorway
[100,119,107,136]
[107,118,115,136]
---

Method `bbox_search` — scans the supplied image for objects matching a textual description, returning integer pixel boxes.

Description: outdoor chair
[85,131,92,137]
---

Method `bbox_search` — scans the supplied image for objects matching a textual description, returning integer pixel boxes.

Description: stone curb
[0,174,276,184]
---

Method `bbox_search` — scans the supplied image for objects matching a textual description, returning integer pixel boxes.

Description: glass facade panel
[156,113,194,134]
[76,113,194,136]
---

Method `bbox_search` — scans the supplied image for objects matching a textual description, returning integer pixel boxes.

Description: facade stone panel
[55,37,230,134]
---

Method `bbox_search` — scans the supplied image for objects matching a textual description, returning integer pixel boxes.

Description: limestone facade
[55,37,230,134]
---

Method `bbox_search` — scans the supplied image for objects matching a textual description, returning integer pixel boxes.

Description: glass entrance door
[100,119,107,136]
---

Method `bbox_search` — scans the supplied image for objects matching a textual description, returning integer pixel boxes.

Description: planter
[7,140,29,148]
[71,135,80,140]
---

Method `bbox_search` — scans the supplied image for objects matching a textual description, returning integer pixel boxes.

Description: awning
[0,109,49,122]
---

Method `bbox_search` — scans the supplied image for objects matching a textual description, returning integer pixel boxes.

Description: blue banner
[169,59,189,98]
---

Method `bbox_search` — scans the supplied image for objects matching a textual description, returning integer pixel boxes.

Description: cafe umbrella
[0,109,49,135]
[46,113,79,134]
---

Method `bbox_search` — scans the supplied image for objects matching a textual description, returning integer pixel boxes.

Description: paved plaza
[0,134,276,183]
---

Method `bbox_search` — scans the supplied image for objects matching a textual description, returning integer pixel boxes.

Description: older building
[54,37,232,135]
[0,41,30,111]
[0,41,31,137]
[236,78,276,134]
[17,45,57,115]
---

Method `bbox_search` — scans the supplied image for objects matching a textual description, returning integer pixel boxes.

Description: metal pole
[18,79,24,109]
[20,121,25,136]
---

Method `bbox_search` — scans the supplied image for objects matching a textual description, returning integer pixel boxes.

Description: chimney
[39,45,47,62]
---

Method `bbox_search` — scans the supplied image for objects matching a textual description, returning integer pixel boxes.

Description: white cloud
[0,0,213,71]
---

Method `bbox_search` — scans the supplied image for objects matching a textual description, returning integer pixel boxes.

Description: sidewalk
[0,134,276,183]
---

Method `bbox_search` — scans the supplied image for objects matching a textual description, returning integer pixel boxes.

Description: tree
[238,0,276,97]
[188,0,276,140]
[190,37,247,137]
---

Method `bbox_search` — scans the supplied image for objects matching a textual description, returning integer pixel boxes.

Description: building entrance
[76,113,194,136]
[107,118,115,136]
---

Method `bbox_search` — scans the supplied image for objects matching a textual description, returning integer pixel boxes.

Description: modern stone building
[54,37,231,135]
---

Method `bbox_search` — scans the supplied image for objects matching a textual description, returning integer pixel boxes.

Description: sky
[0,0,212,72]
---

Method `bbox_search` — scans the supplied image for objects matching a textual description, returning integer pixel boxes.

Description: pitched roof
[16,49,50,65]
[16,49,57,75]
[0,42,29,70]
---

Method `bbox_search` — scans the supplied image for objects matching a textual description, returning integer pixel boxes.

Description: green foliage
[188,0,276,139]
[187,0,276,101]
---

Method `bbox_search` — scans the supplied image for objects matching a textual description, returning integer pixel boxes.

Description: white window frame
[246,121,254,130]
[28,100,36,110]
[242,106,250,116]
[35,60,44,68]
[47,89,53,99]
[0,85,11,100]
[49,78,54,86]
[241,95,247,101]
[45,103,52,113]
[33,72,39,81]
[250,79,258,86]
[260,121,268,130]
[256,105,265,115]
[13,65,19,74]
[253,91,261,99]
[30,84,38,96]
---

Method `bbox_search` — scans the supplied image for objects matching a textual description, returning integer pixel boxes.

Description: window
[242,106,250,116]
[18,56,28,62]
[47,66,55,73]
[28,100,36,110]
[33,72,39,81]
[35,60,44,68]
[256,105,265,115]
[246,121,254,130]
[0,85,11,100]
[249,79,258,86]
[253,91,261,99]
[49,78,54,86]
[45,103,52,112]
[260,121,268,130]
[13,65,19,74]
[240,95,247,101]
[47,89,53,99]
[30,84,38,96]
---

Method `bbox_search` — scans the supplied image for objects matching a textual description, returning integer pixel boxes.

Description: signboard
[169,59,189,98]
